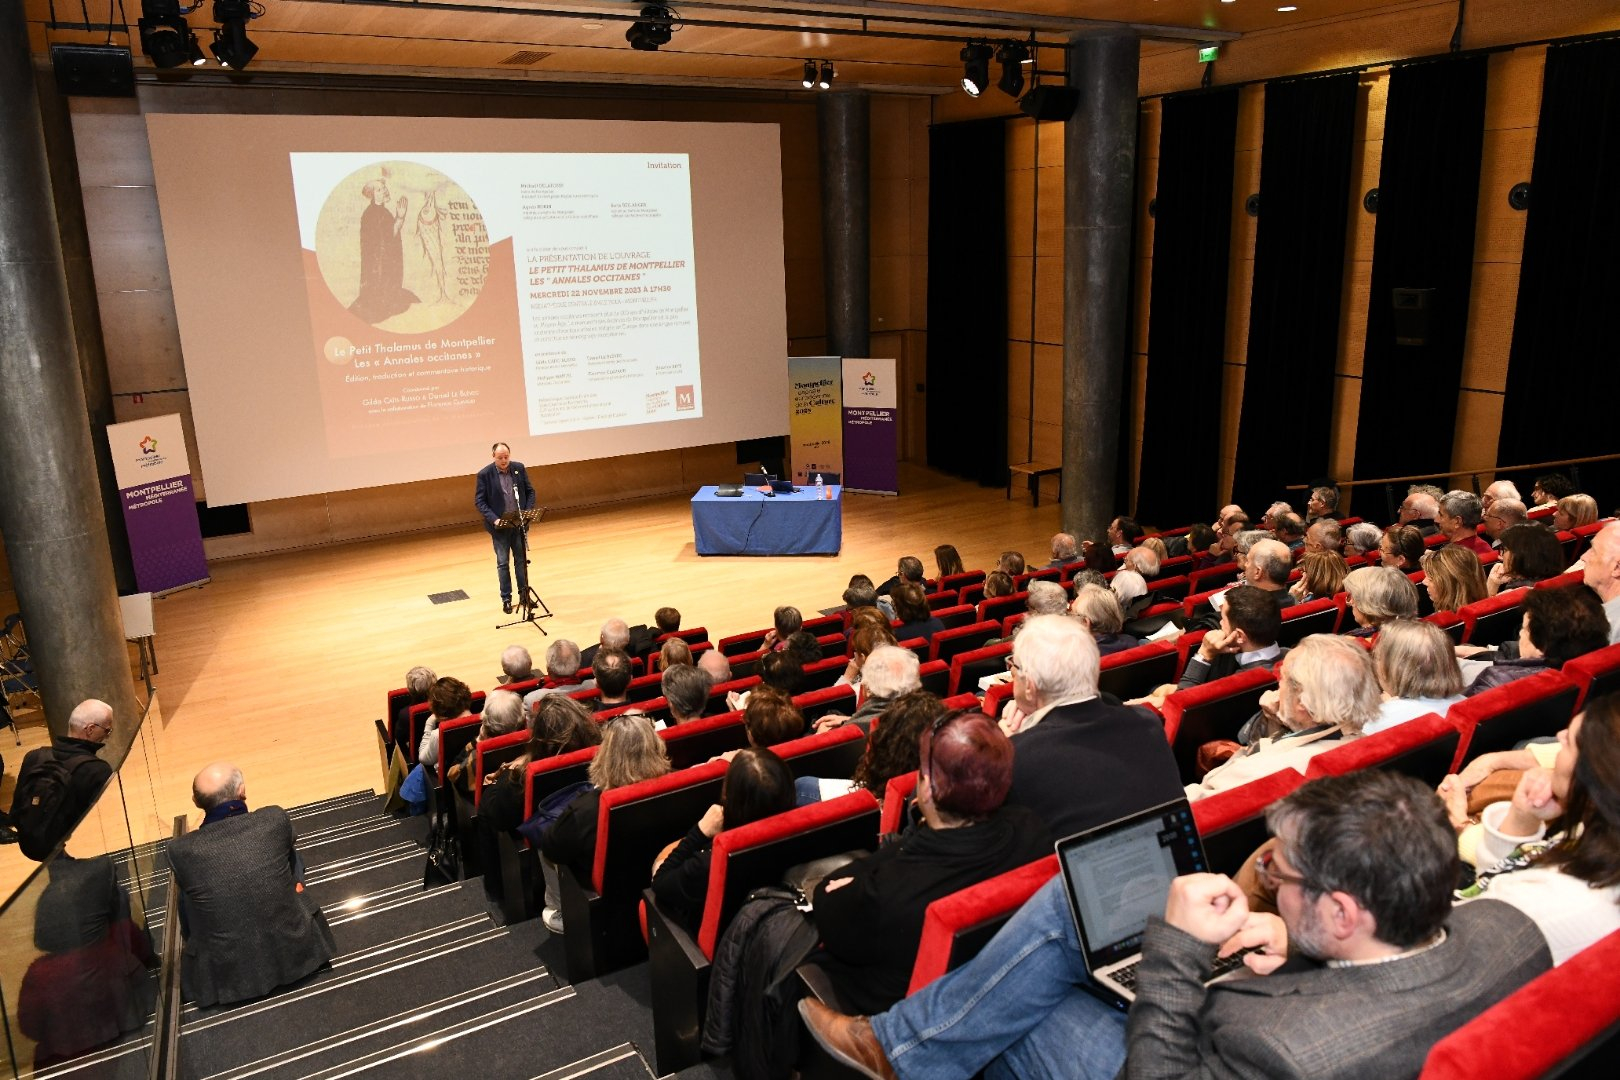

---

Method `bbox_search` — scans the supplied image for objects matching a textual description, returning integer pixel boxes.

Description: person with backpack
[11,699,114,861]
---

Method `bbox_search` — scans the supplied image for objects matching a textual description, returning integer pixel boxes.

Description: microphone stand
[496,505,553,634]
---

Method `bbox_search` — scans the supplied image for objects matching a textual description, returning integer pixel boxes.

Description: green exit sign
[1199,45,1220,63]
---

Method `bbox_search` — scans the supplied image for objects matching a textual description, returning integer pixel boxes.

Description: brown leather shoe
[798,997,897,1080]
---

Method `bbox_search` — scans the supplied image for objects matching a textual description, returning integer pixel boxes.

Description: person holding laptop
[799,770,1550,1080]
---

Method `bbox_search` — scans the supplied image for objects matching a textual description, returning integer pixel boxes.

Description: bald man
[166,762,335,1006]
[10,699,116,858]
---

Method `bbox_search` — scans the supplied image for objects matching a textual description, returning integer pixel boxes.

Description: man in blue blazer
[473,441,536,613]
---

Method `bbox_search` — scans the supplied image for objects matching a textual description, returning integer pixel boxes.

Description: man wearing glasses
[9,698,115,858]
[800,771,1551,1080]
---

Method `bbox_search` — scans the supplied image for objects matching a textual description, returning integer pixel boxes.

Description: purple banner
[840,358,898,494]
[120,474,210,593]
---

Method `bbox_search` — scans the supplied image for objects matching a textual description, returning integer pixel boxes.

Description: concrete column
[0,8,141,743]
[1061,32,1139,542]
[818,91,870,359]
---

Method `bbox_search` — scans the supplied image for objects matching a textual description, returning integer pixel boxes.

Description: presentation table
[691,485,843,556]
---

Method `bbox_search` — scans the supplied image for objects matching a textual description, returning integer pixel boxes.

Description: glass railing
[0,691,173,1078]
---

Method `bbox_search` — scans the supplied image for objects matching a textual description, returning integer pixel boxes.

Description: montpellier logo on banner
[108,413,210,595]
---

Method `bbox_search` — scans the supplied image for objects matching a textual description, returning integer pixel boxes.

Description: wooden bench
[1007,461,1061,506]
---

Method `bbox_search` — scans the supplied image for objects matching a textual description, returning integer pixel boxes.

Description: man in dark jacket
[472,441,536,614]
[1000,616,1182,844]
[11,699,115,859]
[167,763,335,1007]
[1177,584,1287,690]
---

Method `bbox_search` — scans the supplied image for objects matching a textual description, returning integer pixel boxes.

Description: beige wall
[51,83,929,561]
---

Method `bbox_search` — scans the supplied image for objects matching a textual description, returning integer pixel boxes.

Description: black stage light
[626,5,675,51]
[996,42,1028,98]
[818,61,834,89]
[139,0,205,69]
[210,0,261,69]
[960,42,993,97]
[803,60,817,88]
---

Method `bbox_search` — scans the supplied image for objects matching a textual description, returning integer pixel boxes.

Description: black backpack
[13,751,98,860]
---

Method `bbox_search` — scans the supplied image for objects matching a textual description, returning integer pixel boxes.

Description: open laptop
[769,479,798,494]
[1055,799,1250,1010]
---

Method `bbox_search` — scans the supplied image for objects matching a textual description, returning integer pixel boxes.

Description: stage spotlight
[995,42,1028,98]
[960,43,993,97]
[209,0,262,70]
[625,5,676,51]
[138,0,205,69]
[803,60,816,88]
[818,61,834,89]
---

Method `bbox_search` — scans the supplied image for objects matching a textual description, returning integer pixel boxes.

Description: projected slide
[146,115,786,506]
[289,153,700,456]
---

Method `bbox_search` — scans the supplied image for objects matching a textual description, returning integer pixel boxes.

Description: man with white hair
[815,645,921,733]
[1437,490,1492,556]
[1260,501,1295,531]
[1344,521,1383,559]
[10,698,116,858]
[497,644,536,686]
[1482,497,1528,548]
[1241,538,1299,612]
[1001,616,1181,844]
[1302,518,1342,556]
[167,762,336,1006]
[1305,484,1339,523]
[446,689,526,796]
[1582,522,1620,643]
[1044,532,1082,570]
[1399,488,1442,536]
[523,638,595,710]
[1121,546,1160,579]
[697,649,732,685]
[1480,479,1522,515]
[580,617,632,666]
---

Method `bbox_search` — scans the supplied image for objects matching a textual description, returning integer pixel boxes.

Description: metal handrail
[148,814,187,1080]
[1285,452,1620,492]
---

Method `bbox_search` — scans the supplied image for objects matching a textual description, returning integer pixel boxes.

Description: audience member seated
[1212,503,1246,540]
[1109,568,1149,619]
[1305,483,1339,523]
[1273,512,1306,553]
[1045,532,1082,570]
[1080,538,1119,574]
[1531,471,1576,509]
[890,582,945,643]
[391,664,435,749]
[761,605,803,653]
[1421,544,1489,616]
[1179,584,1286,691]
[1582,522,1620,643]
[590,649,634,713]
[1186,634,1379,801]
[1438,490,1492,556]
[1000,615,1182,843]
[652,636,693,674]
[997,550,1026,577]
[522,639,593,711]
[1344,521,1382,560]
[1483,497,1528,548]
[1439,696,1620,964]
[933,544,964,580]
[539,714,672,931]
[782,630,824,671]
[1488,523,1567,595]
[1380,524,1428,574]
[1260,500,1294,531]
[1121,546,1160,581]
[798,689,943,806]
[1342,565,1420,637]
[1289,550,1348,603]
[1068,584,1139,657]
[1185,522,1220,569]
[815,644,922,733]
[1555,493,1600,532]
[169,763,337,1007]
[481,694,602,834]
[582,618,633,666]
[1481,479,1522,516]
[1302,518,1342,558]
[876,556,926,599]
[981,570,1015,601]
[650,747,797,935]
[417,676,473,770]
[755,651,806,699]
[1364,619,1465,736]
[807,710,1050,1014]
[1140,535,1170,566]
[1462,585,1610,697]
[842,575,879,616]
[1108,516,1144,556]
[497,644,536,686]
[654,606,681,636]
[698,649,732,685]
[1399,486,1443,536]
[662,664,713,725]
[736,687,807,753]
[1238,538,1298,612]
[446,689,526,799]
[799,769,1550,1080]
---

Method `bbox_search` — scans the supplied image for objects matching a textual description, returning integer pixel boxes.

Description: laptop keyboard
[1111,947,1251,995]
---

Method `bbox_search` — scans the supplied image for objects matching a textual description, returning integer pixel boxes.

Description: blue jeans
[490,526,529,604]
[870,876,1127,1080]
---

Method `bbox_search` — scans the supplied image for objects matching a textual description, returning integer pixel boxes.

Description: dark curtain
[1231,73,1358,514]
[1499,38,1620,503]
[1353,56,1488,485]
[1135,88,1240,525]
[927,119,1007,486]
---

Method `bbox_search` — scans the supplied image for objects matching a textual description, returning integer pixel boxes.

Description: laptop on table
[1055,799,1252,1010]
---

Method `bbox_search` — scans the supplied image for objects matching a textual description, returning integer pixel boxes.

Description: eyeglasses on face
[1255,847,1311,891]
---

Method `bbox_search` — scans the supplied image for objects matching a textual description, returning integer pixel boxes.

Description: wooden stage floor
[2,464,1064,886]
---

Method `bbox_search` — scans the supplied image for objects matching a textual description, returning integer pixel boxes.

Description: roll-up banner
[787,355,844,485]
[108,414,210,595]
[840,357,898,495]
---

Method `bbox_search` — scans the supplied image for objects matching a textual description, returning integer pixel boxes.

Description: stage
[0,464,1062,874]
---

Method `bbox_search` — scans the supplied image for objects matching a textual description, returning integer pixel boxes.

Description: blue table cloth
[691,485,842,555]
